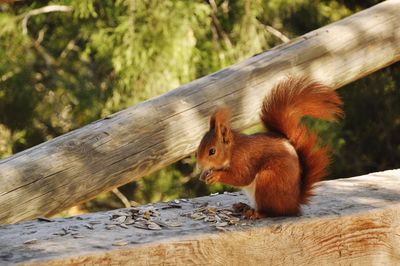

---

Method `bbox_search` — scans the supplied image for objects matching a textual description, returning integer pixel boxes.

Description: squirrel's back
[260,77,343,204]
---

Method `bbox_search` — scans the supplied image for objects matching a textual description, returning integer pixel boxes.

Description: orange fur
[197,77,343,218]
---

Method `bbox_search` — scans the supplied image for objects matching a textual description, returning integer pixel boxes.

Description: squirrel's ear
[220,124,232,144]
[209,108,232,144]
[209,115,216,130]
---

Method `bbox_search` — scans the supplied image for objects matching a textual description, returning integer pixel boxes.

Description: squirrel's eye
[209,148,216,156]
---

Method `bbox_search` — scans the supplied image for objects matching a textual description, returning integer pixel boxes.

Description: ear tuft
[209,107,231,130]
[209,107,232,144]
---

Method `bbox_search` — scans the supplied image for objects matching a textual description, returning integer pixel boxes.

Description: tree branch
[263,25,290,43]
[58,39,78,61]
[208,0,233,50]
[112,188,131,208]
[22,5,73,35]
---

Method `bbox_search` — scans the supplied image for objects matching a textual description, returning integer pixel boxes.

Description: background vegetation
[0,0,398,215]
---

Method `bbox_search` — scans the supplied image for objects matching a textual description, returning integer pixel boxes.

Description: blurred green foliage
[0,0,398,214]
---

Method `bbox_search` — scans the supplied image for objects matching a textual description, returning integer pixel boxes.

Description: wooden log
[1,170,400,265]
[1,0,400,224]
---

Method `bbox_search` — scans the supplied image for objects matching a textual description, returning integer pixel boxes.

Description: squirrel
[196,77,343,219]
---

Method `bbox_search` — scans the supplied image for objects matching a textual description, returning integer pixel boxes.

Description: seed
[113,216,127,224]
[112,240,128,246]
[147,222,162,230]
[204,216,216,223]
[133,222,148,230]
[84,224,94,230]
[124,217,135,225]
[190,213,206,220]
[164,221,182,227]
[24,239,38,244]
[151,219,169,228]
[215,222,228,227]
[118,224,128,229]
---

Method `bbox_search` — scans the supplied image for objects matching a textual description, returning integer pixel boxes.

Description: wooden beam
[1,0,400,224]
[1,170,400,265]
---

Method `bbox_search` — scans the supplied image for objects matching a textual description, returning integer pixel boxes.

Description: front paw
[199,169,212,182]
[204,171,220,185]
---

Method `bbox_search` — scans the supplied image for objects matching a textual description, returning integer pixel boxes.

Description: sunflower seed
[139,207,155,213]
[151,219,169,228]
[111,213,128,220]
[112,240,128,246]
[129,208,140,215]
[217,214,229,220]
[228,218,240,225]
[206,207,217,214]
[204,216,216,223]
[24,239,38,244]
[190,213,206,220]
[196,207,207,213]
[84,224,94,230]
[142,212,151,220]
[124,217,135,225]
[215,222,228,227]
[118,223,128,229]
[133,222,148,230]
[164,221,182,227]
[147,222,162,230]
[113,216,127,224]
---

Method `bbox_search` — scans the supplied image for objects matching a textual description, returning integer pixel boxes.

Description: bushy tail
[260,77,343,204]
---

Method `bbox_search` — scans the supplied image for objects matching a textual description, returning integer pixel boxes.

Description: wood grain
[0,170,400,265]
[1,0,400,223]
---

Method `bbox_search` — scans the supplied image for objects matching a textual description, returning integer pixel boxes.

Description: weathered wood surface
[0,170,400,265]
[1,0,400,224]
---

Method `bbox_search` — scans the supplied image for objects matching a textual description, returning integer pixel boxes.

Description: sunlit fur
[196,77,343,218]
[197,108,232,180]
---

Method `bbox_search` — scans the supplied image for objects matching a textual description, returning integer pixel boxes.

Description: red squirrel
[196,77,343,219]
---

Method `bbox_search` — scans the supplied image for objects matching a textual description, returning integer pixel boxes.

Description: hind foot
[244,209,264,219]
